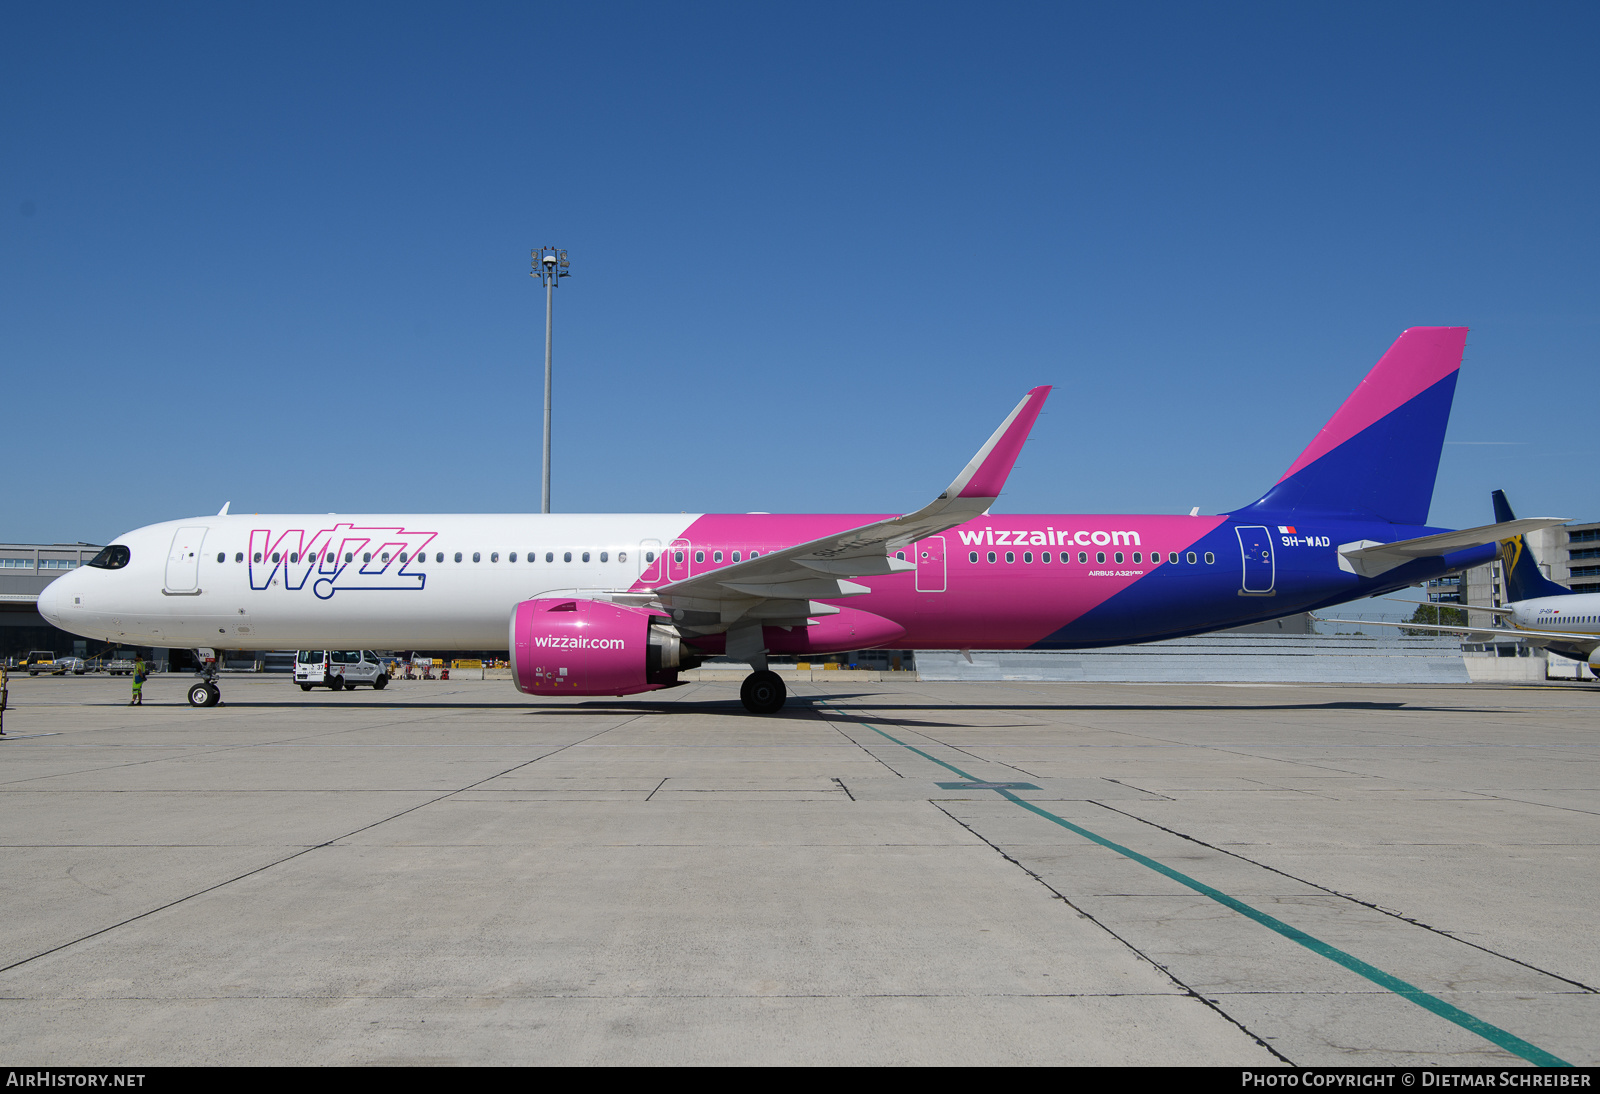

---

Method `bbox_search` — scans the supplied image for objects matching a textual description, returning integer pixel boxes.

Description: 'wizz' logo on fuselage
[248,524,438,600]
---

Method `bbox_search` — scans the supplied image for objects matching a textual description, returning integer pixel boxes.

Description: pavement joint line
[1085,799,1600,995]
[926,797,1295,1065]
[0,718,627,979]
[817,699,1574,1069]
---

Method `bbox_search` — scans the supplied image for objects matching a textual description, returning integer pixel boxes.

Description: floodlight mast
[531,247,570,513]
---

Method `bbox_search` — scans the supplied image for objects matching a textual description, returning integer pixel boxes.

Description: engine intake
[510,598,687,696]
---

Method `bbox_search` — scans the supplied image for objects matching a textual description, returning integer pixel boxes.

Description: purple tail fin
[1233,327,1467,525]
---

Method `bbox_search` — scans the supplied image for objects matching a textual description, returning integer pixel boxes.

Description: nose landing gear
[186,648,224,707]
[186,681,221,707]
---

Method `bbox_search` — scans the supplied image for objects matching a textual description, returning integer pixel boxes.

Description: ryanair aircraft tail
[1492,490,1572,602]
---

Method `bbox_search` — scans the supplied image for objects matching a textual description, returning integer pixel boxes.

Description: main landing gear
[740,670,786,715]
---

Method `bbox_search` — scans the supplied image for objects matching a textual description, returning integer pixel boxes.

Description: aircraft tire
[740,671,786,715]
[187,682,212,707]
[204,683,221,707]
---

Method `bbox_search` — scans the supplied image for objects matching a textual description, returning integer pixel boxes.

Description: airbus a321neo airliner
[39,326,1562,713]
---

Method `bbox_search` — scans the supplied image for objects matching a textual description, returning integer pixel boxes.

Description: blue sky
[4,2,1597,546]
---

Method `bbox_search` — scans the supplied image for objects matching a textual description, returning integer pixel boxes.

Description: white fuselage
[40,513,702,650]
[1508,595,1600,638]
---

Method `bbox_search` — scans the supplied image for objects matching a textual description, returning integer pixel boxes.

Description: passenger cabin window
[564,552,572,563]
[216,552,225,563]
[695,551,704,564]
[987,552,997,563]
[454,552,463,563]
[581,552,590,563]
[713,551,722,563]
[546,552,554,563]
[969,552,979,563]
[1096,552,1105,564]
[1078,552,1087,564]
[1204,552,1215,564]
[1186,552,1197,564]
[509,552,517,562]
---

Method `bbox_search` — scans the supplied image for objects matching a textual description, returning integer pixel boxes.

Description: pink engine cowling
[510,598,682,696]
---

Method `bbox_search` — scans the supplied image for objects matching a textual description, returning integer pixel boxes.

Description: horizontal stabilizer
[1338,517,1568,578]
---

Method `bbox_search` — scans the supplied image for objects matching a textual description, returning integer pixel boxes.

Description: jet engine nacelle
[509,598,686,697]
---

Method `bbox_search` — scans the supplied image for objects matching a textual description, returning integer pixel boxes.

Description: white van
[295,650,389,691]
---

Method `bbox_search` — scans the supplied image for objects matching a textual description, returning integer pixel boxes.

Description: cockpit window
[86,545,130,570]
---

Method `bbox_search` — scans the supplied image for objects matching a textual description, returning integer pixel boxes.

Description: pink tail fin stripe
[952,385,1053,499]
[1276,327,1467,485]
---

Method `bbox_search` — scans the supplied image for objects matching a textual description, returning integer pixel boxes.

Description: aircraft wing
[1377,597,1514,614]
[632,386,1052,649]
[1338,517,1569,578]
[1312,615,1600,650]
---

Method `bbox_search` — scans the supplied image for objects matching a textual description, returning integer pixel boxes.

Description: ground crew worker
[130,655,146,706]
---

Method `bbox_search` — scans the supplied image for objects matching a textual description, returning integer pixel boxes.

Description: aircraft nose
[36,577,64,628]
